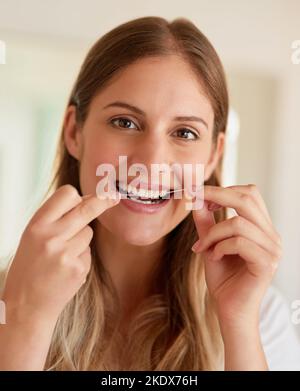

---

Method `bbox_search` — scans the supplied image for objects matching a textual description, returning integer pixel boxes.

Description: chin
[97,214,166,246]
[120,233,163,247]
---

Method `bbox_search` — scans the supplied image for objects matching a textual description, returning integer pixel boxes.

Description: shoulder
[259,284,300,370]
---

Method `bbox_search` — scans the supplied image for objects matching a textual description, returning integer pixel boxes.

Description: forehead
[91,55,214,125]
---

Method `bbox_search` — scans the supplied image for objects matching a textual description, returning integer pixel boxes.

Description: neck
[94,221,165,316]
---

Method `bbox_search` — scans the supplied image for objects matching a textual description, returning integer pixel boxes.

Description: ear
[63,105,83,161]
[204,132,225,181]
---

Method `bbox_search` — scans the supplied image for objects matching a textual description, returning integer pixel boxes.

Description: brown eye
[174,128,199,140]
[110,117,138,129]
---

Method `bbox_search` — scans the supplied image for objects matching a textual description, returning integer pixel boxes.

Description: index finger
[226,184,272,225]
[202,185,273,233]
[31,185,82,225]
[57,192,120,239]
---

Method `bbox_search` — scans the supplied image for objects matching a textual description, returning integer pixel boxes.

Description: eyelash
[109,116,200,141]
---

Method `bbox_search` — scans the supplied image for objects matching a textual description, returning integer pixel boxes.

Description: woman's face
[65,55,224,245]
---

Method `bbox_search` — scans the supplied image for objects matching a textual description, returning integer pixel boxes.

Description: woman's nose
[130,134,171,167]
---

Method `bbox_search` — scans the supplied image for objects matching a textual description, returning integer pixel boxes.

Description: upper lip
[116,180,179,193]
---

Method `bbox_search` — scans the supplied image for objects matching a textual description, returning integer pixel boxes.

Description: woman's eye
[110,117,138,130]
[174,128,200,140]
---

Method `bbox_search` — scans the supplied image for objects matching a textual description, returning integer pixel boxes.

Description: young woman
[0,16,299,371]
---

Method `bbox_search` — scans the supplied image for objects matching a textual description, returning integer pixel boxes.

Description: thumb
[192,200,216,250]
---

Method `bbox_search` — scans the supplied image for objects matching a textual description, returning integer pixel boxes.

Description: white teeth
[118,182,169,199]
[130,198,158,204]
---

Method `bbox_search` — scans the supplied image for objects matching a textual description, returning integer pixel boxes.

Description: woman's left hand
[191,184,282,327]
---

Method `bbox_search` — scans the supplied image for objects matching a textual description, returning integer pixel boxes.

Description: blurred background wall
[0,0,300,331]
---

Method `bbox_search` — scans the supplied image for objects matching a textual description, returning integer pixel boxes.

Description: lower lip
[120,195,172,214]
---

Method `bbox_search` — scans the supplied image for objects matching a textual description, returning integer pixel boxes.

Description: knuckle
[84,256,92,272]
[233,236,244,248]
[275,233,282,246]
[80,248,92,268]
[61,184,80,200]
[270,258,279,273]
[262,260,274,274]
[25,221,42,238]
[231,216,243,230]
[239,192,251,205]
[85,226,94,240]
[57,250,70,267]
[70,262,86,279]
[247,184,259,196]
[258,253,279,276]
[41,237,60,256]
[271,253,278,263]
[82,246,92,259]
[79,202,95,219]
[275,246,283,260]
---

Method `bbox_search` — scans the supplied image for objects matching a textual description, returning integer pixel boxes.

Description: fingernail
[195,241,204,251]
[191,243,198,252]
[191,240,201,252]
[207,202,222,211]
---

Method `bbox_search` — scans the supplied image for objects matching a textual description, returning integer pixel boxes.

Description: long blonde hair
[45,16,229,370]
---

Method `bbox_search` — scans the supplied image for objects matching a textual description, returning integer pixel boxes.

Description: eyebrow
[103,101,209,130]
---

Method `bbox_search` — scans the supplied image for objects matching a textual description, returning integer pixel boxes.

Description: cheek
[188,141,213,180]
[78,133,122,195]
[174,149,211,187]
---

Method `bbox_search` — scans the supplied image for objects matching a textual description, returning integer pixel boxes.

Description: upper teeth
[118,183,169,198]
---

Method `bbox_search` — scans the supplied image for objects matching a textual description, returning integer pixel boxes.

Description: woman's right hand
[2,184,120,324]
